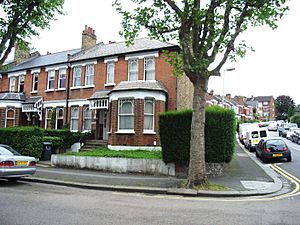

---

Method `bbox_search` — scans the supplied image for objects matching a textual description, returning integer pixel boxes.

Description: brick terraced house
[0,26,193,149]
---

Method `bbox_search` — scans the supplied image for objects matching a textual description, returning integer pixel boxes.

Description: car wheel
[262,157,268,163]
[286,156,292,162]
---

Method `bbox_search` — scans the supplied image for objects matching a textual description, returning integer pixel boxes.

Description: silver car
[0,144,36,181]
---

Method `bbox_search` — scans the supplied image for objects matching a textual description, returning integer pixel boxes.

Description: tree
[275,95,295,121]
[0,0,64,65]
[113,0,289,188]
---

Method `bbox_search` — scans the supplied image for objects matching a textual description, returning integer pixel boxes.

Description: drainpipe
[65,54,71,125]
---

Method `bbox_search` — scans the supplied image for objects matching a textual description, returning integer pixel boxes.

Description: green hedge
[290,113,300,127]
[43,136,64,152]
[159,106,236,165]
[0,126,43,158]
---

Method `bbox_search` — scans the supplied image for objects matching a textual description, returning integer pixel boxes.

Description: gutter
[65,54,71,125]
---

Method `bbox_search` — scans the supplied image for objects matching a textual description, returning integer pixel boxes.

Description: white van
[244,127,268,151]
[239,123,260,145]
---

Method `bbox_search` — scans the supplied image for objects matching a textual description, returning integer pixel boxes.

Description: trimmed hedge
[43,136,64,152]
[159,106,236,165]
[0,126,43,158]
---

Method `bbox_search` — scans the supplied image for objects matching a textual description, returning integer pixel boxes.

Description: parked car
[0,144,36,181]
[268,121,278,131]
[279,123,298,137]
[238,123,259,145]
[291,130,300,144]
[255,138,292,163]
[286,127,300,140]
[244,127,268,152]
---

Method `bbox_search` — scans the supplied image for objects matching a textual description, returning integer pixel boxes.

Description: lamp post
[222,67,235,107]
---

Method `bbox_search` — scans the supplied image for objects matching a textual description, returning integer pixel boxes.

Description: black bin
[41,142,53,161]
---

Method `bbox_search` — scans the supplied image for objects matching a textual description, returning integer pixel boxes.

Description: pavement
[21,140,283,197]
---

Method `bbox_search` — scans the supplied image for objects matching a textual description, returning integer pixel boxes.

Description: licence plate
[272,154,283,157]
[16,161,28,166]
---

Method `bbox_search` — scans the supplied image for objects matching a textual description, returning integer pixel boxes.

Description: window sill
[55,88,66,91]
[143,131,156,135]
[104,83,116,87]
[45,89,54,93]
[82,130,91,133]
[115,130,135,134]
[30,91,38,94]
[70,130,79,132]
[82,85,95,89]
[70,86,82,90]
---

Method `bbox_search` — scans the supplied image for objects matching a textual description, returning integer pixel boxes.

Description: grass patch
[193,183,229,191]
[64,148,162,159]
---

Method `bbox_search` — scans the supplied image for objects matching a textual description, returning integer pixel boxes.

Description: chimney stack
[82,25,97,50]
[226,93,231,100]
[14,41,30,64]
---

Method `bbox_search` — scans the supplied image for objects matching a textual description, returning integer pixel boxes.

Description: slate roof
[89,90,110,100]
[23,96,43,104]
[7,48,81,73]
[0,92,26,101]
[253,96,274,102]
[71,38,178,62]
[110,80,168,93]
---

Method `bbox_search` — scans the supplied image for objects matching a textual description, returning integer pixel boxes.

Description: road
[1,180,300,225]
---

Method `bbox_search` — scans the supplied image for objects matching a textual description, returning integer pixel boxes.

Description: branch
[209,3,249,76]
[144,24,180,35]
[163,0,182,15]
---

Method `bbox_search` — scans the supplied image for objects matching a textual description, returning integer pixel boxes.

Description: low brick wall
[51,155,175,176]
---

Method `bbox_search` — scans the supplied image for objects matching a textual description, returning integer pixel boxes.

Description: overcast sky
[26,0,300,104]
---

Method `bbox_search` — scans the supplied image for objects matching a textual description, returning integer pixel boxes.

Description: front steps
[80,139,108,151]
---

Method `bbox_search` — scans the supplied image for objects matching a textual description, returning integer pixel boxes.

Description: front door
[97,110,108,140]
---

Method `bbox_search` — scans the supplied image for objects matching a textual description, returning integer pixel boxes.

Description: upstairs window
[58,69,66,89]
[32,72,38,92]
[18,75,24,92]
[9,77,16,92]
[106,62,115,84]
[47,70,55,90]
[73,66,82,87]
[128,59,138,81]
[85,64,94,86]
[144,99,154,131]
[118,99,134,131]
[144,57,155,80]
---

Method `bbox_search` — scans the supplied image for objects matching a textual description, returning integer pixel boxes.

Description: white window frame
[144,99,155,132]
[83,105,92,131]
[71,106,79,131]
[128,59,138,81]
[56,108,64,129]
[106,62,115,85]
[32,72,38,92]
[5,107,15,128]
[85,64,94,86]
[44,108,52,129]
[73,66,82,87]
[47,70,55,90]
[118,99,134,132]
[58,68,66,89]
[18,75,25,92]
[9,77,16,92]
[144,57,155,81]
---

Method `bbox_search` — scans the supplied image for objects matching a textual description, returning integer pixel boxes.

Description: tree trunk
[187,75,208,188]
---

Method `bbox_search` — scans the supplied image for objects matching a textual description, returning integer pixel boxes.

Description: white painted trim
[109,90,166,102]
[125,51,159,60]
[31,68,41,74]
[55,88,66,91]
[0,101,22,108]
[68,99,90,107]
[30,91,38,94]
[70,86,82,90]
[8,71,26,78]
[107,145,162,151]
[104,56,118,63]
[143,131,156,135]
[82,85,95,89]
[104,83,116,87]
[115,130,135,134]
[43,100,66,108]
[45,64,68,71]
[71,60,97,68]
[44,89,54,93]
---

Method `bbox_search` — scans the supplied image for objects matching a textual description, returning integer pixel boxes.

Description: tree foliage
[275,95,295,120]
[0,0,64,65]
[113,0,289,188]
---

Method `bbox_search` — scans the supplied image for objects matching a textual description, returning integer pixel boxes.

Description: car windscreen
[266,139,285,148]
[0,146,21,156]
[260,130,267,137]
[251,131,259,138]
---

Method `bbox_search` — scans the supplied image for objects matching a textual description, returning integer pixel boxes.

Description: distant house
[249,96,275,121]
[0,26,193,149]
